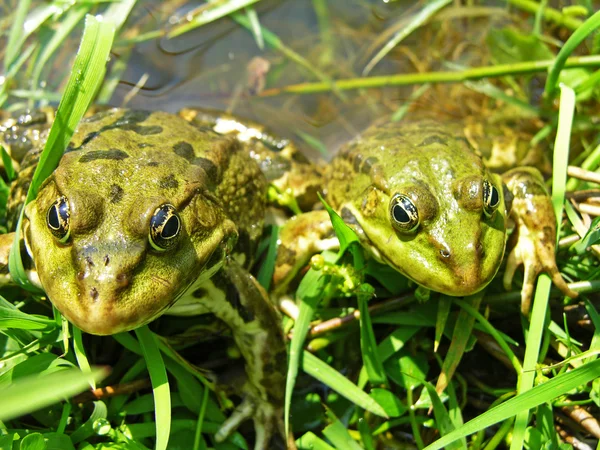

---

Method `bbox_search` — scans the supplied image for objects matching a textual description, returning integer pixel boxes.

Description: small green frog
[0,108,310,449]
[274,119,577,313]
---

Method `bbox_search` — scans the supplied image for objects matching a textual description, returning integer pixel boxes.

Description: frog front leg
[273,209,339,295]
[501,167,577,314]
[190,256,290,449]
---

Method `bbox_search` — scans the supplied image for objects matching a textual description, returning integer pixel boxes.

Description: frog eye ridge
[389,193,419,233]
[47,196,71,243]
[149,204,181,251]
[483,180,500,217]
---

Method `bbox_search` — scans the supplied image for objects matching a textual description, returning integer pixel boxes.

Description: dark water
[2,0,599,157]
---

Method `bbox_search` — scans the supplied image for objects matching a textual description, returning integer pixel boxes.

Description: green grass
[0,1,599,449]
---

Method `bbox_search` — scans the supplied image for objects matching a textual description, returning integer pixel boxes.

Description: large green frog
[274,119,577,313]
[0,107,311,449]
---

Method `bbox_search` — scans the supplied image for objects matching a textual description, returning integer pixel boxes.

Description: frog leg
[178,108,323,212]
[184,255,290,449]
[501,167,577,315]
[272,209,339,294]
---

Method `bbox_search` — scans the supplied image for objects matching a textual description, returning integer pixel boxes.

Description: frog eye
[149,204,181,251]
[389,193,419,233]
[483,180,500,217]
[46,196,71,243]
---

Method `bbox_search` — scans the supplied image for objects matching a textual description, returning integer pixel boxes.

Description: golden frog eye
[483,180,500,217]
[149,204,181,251]
[46,196,71,243]
[389,193,419,233]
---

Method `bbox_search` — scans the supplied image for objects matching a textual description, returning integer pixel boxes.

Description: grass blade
[135,326,171,450]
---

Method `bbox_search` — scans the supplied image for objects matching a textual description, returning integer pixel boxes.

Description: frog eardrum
[149,203,181,251]
[46,196,70,243]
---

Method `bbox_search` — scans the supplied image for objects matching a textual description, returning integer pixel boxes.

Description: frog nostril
[85,256,94,267]
[440,248,451,258]
[116,273,129,288]
[90,287,99,301]
[103,255,110,266]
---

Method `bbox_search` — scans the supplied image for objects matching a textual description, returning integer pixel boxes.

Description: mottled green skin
[24,109,267,334]
[324,120,508,296]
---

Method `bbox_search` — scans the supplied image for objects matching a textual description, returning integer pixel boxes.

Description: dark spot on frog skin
[212,270,254,323]
[109,184,124,204]
[147,161,159,167]
[159,174,179,190]
[193,288,208,299]
[192,157,219,185]
[138,142,154,148]
[173,141,195,161]
[72,111,161,149]
[79,148,129,163]
[361,156,378,174]
[418,135,448,147]
[90,287,99,301]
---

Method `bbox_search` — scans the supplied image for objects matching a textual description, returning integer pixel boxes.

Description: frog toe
[503,232,577,316]
[215,396,289,450]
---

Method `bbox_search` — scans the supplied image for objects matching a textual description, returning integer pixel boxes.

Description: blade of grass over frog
[322,406,363,450]
[103,0,138,34]
[544,9,600,104]
[4,0,31,71]
[424,358,600,450]
[72,326,94,389]
[259,55,600,96]
[9,15,115,286]
[584,301,600,364]
[358,286,388,387]
[507,0,582,31]
[435,293,482,394]
[135,326,171,450]
[285,262,331,437]
[552,85,575,236]
[453,298,522,373]
[362,0,451,76]
[167,0,260,37]
[25,15,115,204]
[0,366,108,421]
[302,350,387,418]
[257,224,278,290]
[231,13,347,102]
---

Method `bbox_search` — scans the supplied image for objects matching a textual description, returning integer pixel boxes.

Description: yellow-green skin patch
[24,109,266,335]
[325,120,508,296]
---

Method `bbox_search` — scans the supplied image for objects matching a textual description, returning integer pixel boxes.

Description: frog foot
[503,224,577,316]
[215,395,290,450]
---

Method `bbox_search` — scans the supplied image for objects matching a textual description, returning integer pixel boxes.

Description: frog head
[23,112,239,335]
[342,143,508,297]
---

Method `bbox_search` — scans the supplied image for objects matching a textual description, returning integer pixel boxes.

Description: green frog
[274,119,577,313]
[0,107,311,449]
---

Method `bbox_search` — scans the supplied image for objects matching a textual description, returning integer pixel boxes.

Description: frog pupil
[162,215,180,238]
[48,205,60,230]
[393,204,409,224]
[490,186,499,207]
